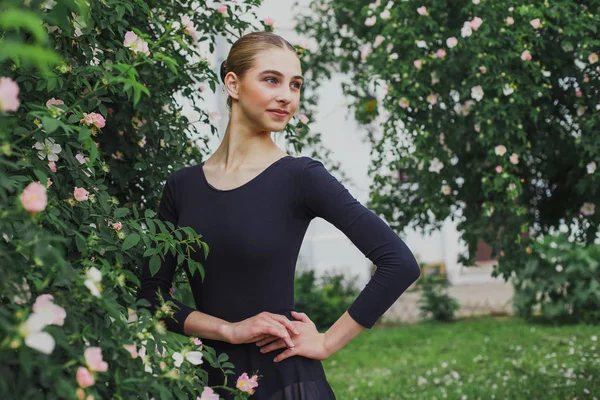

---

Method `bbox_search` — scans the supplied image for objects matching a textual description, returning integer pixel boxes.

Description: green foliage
[0,0,321,398]
[511,232,600,323]
[294,268,361,331]
[416,271,460,322]
[296,0,600,287]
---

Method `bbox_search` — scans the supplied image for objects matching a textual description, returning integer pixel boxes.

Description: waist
[200,307,295,350]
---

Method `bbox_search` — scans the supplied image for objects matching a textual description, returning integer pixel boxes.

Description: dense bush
[296,0,600,292]
[511,232,600,323]
[293,268,361,331]
[0,0,330,398]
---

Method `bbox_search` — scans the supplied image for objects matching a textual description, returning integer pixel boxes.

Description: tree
[295,0,599,286]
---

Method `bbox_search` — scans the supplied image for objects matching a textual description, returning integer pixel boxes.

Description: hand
[224,312,299,349]
[256,311,330,362]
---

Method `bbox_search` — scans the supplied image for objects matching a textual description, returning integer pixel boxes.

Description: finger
[274,346,297,363]
[291,311,309,322]
[255,335,279,347]
[268,314,300,335]
[259,339,286,354]
[264,323,295,348]
[251,334,271,344]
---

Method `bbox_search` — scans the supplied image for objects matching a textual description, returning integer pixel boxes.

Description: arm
[300,159,421,354]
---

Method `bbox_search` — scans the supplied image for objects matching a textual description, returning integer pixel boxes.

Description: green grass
[323,315,599,400]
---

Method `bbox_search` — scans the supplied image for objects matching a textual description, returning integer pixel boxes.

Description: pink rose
[580,202,595,216]
[123,31,139,48]
[264,17,274,26]
[576,90,582,97]
[505,17,514,25]
[589,52,598,64]
[74,187,89,202]
[76,366,95,388]
[80,112,105,129]
[446,37,458,48]
[84,347,108,372]
[509,153,519,164]
[479,66,487,74]
[123,344,138,359]
[470,17,483,30]
[530,18,541,29]
[46,98,64,108]
[436,49,446,59]
[297,113,309,124]
[417,6,428,16]
[20,181,47,213]
[414,59,422,69]
[113,221,122,231]
[0,77,20,112]
[217,4,228,16]
[236,372,259,395]
[495,165,503,173]
[521,50,532,61]
[32,294,66,326]
[374,35,385,47]
[48,161,57,173]
[198,386,220,400]
[398,97,409,109]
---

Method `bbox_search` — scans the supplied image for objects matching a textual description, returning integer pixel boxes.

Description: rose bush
[0,0,329,398]
[296,0,599,322]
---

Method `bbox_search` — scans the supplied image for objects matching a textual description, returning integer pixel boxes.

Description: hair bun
[220,59,228,83]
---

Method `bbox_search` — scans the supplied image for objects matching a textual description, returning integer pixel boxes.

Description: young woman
[138,31,421,399]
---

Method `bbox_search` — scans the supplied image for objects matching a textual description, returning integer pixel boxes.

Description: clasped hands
[225,311,330,363]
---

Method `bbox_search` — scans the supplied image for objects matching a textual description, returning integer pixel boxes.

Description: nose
[275,86,294,104]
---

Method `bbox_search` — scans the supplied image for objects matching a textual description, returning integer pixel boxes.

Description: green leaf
[42,116,60,133]
[143,247,156,257]
[98,103,107,117]
[116,5,126,19]
[114,208,129,218]
[75,233,86,252]
[145,218,156,235]
[149,254,161,277]
[77,127,91,141]
[33,169,47,184]
[0,9,48,43]
[132,206,139,219]
[144,209,156,219]
[122,233,140,251]
[202,242,209,259]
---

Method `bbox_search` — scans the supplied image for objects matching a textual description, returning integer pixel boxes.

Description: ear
[224,72,240,101]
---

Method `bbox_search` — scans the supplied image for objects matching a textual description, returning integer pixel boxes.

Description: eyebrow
[259,70,304,82]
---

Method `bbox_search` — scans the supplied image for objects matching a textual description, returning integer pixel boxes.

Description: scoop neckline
[200,155,294,193]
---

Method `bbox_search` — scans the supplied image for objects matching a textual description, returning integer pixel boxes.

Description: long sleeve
[136,174,196,335]
[300,158,421,329]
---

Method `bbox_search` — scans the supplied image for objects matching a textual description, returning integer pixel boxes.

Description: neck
[211,111,282,169]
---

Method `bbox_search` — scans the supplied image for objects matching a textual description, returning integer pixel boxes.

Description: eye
[292,82,302,89]
[265,77,278,84]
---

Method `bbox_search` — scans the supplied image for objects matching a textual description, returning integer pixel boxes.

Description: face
[225,47,303,133]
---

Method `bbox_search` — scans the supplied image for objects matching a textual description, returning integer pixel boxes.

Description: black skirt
[201,312,336,400]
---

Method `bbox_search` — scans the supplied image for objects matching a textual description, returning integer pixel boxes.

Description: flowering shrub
[296,0,599,292]
[512,232,600,323]
[0,1,324,398]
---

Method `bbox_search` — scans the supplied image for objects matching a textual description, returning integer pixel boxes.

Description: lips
[268,109,289,117]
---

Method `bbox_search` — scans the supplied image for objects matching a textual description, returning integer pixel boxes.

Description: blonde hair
[220,32,297,111]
